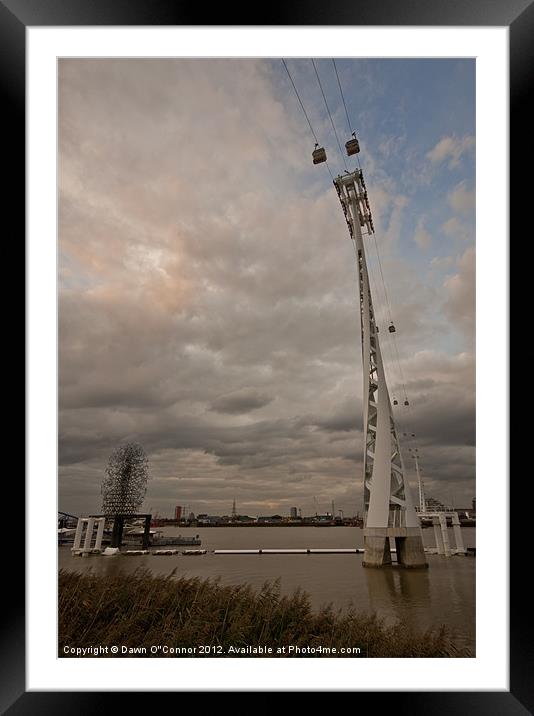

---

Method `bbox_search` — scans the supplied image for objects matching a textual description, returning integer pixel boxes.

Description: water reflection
[363,558,474,650]
[365,566,431,627]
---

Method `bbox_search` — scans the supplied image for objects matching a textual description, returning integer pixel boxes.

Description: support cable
[282,58,335,182]
[311,59,348,172]
[364,229,405,404]
[332,58,353,136]
[362,243,400,404]
[282,59,318,143]
[369,228,411,406]
[332,58,363,173]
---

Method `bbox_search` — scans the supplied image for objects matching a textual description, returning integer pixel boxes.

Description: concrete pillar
[433,516,444,555]
[142,515,151,549]
[83,517,95,551]
[362,534,392,567]
[72,519,84,550]
[396,535,428,569]
[364,527,427,568]
[439,513,451,557]
[94,518,105,551]
[389,537,397,561]
[451,512,465,554]
[111,515,124,548]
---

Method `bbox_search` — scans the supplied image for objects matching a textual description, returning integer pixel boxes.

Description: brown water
[59,526,476,652]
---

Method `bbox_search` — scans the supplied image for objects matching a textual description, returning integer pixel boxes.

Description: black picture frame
[10,0,524,709]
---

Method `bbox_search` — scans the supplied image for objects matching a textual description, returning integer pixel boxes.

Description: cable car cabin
[404,400,410,406]
[312,144,327,165]
[388,323,396,333]
[345,135,360,156]
[393,399,399,406]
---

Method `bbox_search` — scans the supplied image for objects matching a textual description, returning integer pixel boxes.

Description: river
[59,525,475,652]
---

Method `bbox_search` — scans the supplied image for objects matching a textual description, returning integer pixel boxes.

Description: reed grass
[58,569,470,657]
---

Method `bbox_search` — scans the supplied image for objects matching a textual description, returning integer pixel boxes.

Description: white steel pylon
[334,170,427,568]
[411,449,427,513]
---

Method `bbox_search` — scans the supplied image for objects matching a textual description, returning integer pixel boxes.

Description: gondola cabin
[312,144,327,164]
[345,134,360,156]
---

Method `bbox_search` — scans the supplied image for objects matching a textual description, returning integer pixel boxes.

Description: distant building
[188,512,195,521]
[472,498,476,513]
[257,515,283,524]
[197,515,230,525]
[174,505,182,521]
[425,497,447,511]
[315,514,334,522]
[290,507,298,519]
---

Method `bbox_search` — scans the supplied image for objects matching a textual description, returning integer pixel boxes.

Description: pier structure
[71,513,152,555]
[334,170,427,569]
[412,450,465,556]
[420,511,465,556]
[71,517,106,556]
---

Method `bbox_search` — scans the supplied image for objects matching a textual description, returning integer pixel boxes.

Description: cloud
[414,217,431,251]
[430,256,454,270]
[443,247,476,337]
[441,216,473,243]
[210,388,274,414]
[426,135,475,169]
[309,398,363,433]
[448,181,475,213]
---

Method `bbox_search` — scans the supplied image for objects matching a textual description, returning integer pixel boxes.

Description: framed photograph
[10,0,523,708]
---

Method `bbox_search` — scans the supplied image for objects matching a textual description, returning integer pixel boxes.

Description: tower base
[363,527,428,568]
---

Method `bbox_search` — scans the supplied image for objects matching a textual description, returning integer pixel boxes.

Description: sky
[58,58,475,518]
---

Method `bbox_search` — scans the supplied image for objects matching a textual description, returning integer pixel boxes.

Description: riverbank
[59,569,470,657]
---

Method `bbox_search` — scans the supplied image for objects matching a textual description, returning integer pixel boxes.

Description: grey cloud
[443,247,475,338]
[310,399,362,433]
[210,388,274,414]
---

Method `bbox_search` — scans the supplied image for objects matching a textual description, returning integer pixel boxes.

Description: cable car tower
[282,57,426,568]
[334,169,427,569]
